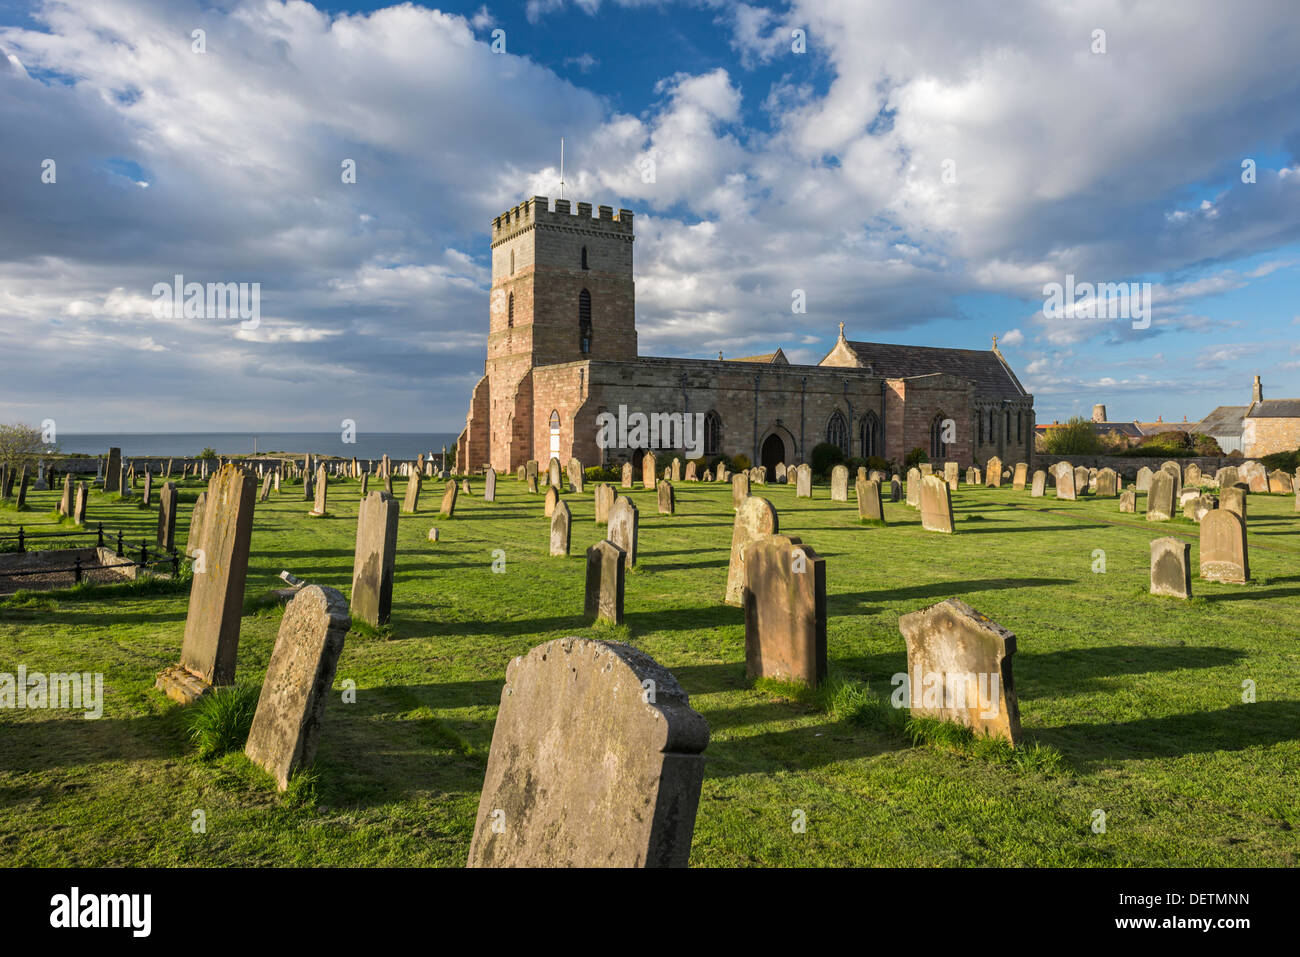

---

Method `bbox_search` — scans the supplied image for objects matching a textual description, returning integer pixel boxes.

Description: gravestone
[985,457,1002,487]
[526,460,539,484]
[1012,463,1028,490]
[891,476,901,501]
[641,452,657,489]
[437,479,458,517]
[856,477,884,522]
[906,467,921,507]
[743,534,826,688]
[467,637,708,868]
[725,496,779,606]
[527,474,538,494]
[946,462,961,490]
[359,473,369,496]
[1146,470,1174,521]
[703,470,713,482]
[1184,463,1202,487]
[59,473,73,516]
[1180,488,1201,519]
[1031,470,1046,497]
[118,465,130,498]
[684,461,697,481]
[567,458,584,493]
[621,462,633,489]
[1268,469,1293,494]
[584,540,625,625]
[897,599,1021,745]
[550,501,572,557]
[142,470,153,507]
[403,472,422,514]
[594,483,614,523]
[731,472,750,509]
[1150,538,1191,598]
[351,490,399,626]
[187,491,207,557]
[73,481,87,525]
[155,465,257,703]
[259,472,272,502]
[657,480,675,515]
[548,457,563,490]
[105,447,121,493]
[716,463,728,482]
[919,463,933,476]
[1136,467,1153,491]
[1095,468,1118,497]
[830,464,849,501]
[608,496,639,569]
[1215,466,1239,489]
[311,465,328,515]
[919,474,955,533]
[1200,509,1249,583]
[244,585,350,791]
[1119,489,1136,513]
[157,481,178,551]
[671,458,682,482]
[1194,492,1218,522]
[1055,467,1076,501]
[795,464,812,498]
[517,465,526,482]
[1073,466,1089,494]
[484,467,497,502]
[544,485,560,517]
[460,478,472,495]
[775,463,786,481]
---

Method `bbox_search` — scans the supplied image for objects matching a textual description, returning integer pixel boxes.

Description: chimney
[1253,375,1263,405]
[1091,404,1107,423]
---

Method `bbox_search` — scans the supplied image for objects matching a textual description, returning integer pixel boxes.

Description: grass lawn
[1,472,1297,867]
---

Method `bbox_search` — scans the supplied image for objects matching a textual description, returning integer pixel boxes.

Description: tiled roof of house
[1136,420,1202,435]
[724,348,789,365]
[837,341,1027,399]
[1246,399,1300,418]
[1198,406,1248,435]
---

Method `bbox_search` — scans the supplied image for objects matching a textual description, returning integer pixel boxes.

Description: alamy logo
[1042,274,1150,329]
[595,404,705,458]
[151,273,260,329]
[49,887,151,937]
[0,666,103,719]
[890,668,1002,718]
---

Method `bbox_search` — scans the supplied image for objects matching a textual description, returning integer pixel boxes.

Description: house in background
[1201,376,1300,457]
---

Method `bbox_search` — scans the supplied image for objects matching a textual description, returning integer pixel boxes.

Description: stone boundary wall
[1042,455,1244,479]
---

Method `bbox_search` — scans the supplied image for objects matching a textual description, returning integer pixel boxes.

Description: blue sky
[1,0,1299,433]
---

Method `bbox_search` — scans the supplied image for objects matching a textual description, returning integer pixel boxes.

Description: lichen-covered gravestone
[608,496,639,569]
[897,599,1021,746]
[439,480,458,517]
[1149,537,1191,598]
[731,472,750,509]
[567,458,584,493]
[157,481,178,551]
[985,457,1002,488]
[657,480,675,515]
[1095,468,1118,497]
[743,534,826,688]
[1119,489,1136,513]
[594,483,614,523]
[244,584,349,791]
[1146,470,1174,521]
[1220,485,1247,522]
[855,477,884,522]
[919,474,955,533]
[467,637,709,868]
[351,490,399,626]
[725,496,778,606]
[621,462,633,489]
[549,500,571,557]
[1200,509,1249,583]
[548,457,563,490]
[584,540,625,625]
[156,465,257,703]
[946,462,961,490]
[830,464,849,501]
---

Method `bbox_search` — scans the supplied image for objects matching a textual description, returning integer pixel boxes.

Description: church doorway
[760,433,786,474]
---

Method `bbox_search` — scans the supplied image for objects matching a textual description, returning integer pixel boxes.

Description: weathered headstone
[1146,470,1174,521]
[157,481,178,551]
[1073,466,1089,495]
[440,480,458,517]
[608,496,639,569]
[1184,463,1202,487]
[142,470,153,507]
[311,464,328,515]
[641,452,657,489]
[544,484,559,517]
[856,477,884,522]
[244,585,350,790]
[920,474,955,533]
[657,480,675,515]
[73,481,87,525]
[567,458,584,493]
[1012,463,1028,490]
[402,471,422,514]
[795,463,812,498]
[621,462,633,489]
[467,637,708,868]
[946,461,961,490]
[59,473,73,515]
[550,500,572,557]
[104,447,121,493]
[985,457,1002,487]
[186,490,207,557]
[1150,538,1191,598]
[259,471,272,502]
[594,483,614,523]
[156,465,257,703]
[1095,468,1118,497]
[585,541,626,624]
[725,496,778,606]
[906,467,921,507]
[1055,466,1076,501]
[351,490,399,626]
[671,458,682,482]
[1031,470,1046,497]
[731,472,750,509]
[1119,489,1136,513]
[684,461,697,481]
[890,476,901,502]
[743,534,826,688]
[548,457,562,490]
[484,467,497,502]
[1136,467,1153,492]
[897,599,1021,745]
[830,464,849,501]
[1200,509,1249,583]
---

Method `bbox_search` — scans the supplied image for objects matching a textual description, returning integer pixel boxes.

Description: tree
[1042,417,1102,455]
[0,423,49,469]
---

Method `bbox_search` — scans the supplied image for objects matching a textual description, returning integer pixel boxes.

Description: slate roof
[725,349,788,365]
[1246,399,1300,418]
[1198,406,1248,436]
[836,341,1027,399]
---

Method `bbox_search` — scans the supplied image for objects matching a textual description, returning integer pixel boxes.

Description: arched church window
[930,413,951,460]
[860,411,879,458]
[978,411,985,446]
[507,292,514,328]
[579,289,592,354]
[704,411,722,456]
[549,410,560,458]
[581,246,589,270]
[826,411,849,456]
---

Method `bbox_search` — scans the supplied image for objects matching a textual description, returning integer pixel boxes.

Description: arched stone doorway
[760,433,786,474]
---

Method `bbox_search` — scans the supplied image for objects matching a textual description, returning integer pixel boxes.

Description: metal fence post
[74,556,82,584]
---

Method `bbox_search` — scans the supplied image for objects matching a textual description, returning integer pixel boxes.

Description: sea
[54,433,460,460]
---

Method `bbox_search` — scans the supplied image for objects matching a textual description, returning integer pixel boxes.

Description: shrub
[584,464,620,483]
[731,454,751,471]
[1041,417,1102,455]
[1261,449,1300,473]
[186,684,260,759]
[196,447,219,461]
[810,442,844,477]
[904,447,929,470]
[865,455,890,474]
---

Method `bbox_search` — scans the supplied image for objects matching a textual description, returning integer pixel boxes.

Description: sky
[2,0,1299,434]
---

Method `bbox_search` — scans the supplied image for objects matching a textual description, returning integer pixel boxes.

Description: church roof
[832,340,1028,399]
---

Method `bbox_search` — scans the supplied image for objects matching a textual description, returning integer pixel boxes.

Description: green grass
[1,475,1299,866]
[187,684,261,760]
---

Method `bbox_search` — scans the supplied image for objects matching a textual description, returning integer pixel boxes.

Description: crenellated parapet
[492,196,634,247]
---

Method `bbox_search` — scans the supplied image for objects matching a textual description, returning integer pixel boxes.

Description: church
[457,196,1036,474]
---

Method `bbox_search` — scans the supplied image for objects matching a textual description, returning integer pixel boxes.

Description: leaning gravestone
[1056,467,1076,501]
[484,467,497,502]
[608,496,639,569]
[731,472,750,509]
[156,465,257,704]
[985,457,1002,488]
[59,473,73,516]
[467,637,708,868]
[743,534,826,688]
[919,474,955,533]
[548,457,563,490]
[402,471,422,514]
[657,480,675,516]
[544,485,559,517]
[1200,509,1249,583]
[830,464,849,502]
[1150,538,1191,598]
[187,490,207,557]
[142,470,153,507]
[856,477,884,522]
[104,447,121,493]
[244,584,350,791]
[584,540,625,625]
[259,471,272,502]
[795,464,812,498]
[351,490,399,626]
[641,452,657,489]
[594,483,615,523]
[550,501,572,557]
[73,481,87,525]
[567,458,584,494]
[440,480,458,517]
[897,599,1021,745]
[906,467,921,507]
[1031,470,1046,497]
[1012,463,1028,490]
[1146,470,1174,521]
[157,481,178,551]
[725,496,778,606]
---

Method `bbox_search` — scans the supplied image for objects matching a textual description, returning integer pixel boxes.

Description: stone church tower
[461,197,636,472]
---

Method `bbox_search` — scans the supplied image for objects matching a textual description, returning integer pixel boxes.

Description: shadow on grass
[0,710,187,778]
